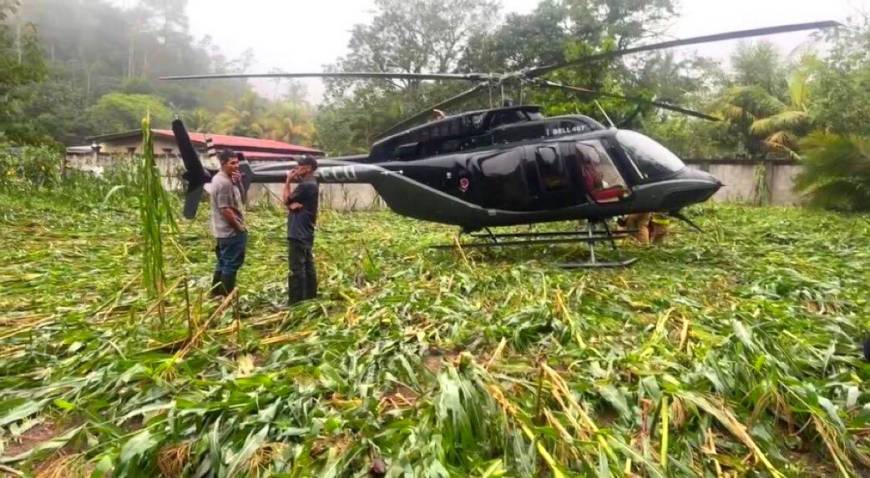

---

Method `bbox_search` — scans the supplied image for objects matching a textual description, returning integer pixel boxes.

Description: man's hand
[220,207,245,232]
[231,171,242,184]
[288,202,303,212]
[286,168,300,182]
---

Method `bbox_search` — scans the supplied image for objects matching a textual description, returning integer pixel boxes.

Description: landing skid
[431,221,639,269]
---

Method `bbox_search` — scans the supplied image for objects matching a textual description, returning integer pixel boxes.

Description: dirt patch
[120,415,144,433]
[310,433,352,459]
[422,347,463,374]
[1,420,59,460]
[782,450,839,478]
[379,385,420,412]
[423,353,443,374]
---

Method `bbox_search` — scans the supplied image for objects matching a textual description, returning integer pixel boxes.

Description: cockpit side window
[616,130,686,180]
[575,141,630,203]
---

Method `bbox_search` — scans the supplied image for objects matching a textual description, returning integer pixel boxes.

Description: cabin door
[526,145,586,209]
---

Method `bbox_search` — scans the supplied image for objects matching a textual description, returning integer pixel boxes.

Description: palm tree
[715,59,817,158]
[184,108,215,133]
[213,91,268,138]
[260,102,315,145]
[715,85,785,156]
[749,63,816,157]
[795,132,870,211]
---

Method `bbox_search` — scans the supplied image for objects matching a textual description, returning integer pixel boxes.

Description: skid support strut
[432,221,638,268]
[560,221,638,269]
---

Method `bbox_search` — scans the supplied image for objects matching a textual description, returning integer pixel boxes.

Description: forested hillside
[0,0,312,145]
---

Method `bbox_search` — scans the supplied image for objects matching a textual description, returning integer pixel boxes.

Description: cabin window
[395,142,419,159]
[535,146,569,191]
[491,109,529,128]
[477,149,531,210]
[575,142,629,203]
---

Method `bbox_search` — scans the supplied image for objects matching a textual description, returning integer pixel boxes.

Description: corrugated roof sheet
[88,129,323,155]
[151,130,323,155]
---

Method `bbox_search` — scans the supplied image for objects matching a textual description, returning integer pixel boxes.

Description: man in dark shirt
[282,156,319,304]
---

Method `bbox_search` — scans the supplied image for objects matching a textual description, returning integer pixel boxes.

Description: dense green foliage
[87,93,174,133]
[796,132,870,212]
[0,0,48,145]
[0,143,62,189]
[0,180,867,476]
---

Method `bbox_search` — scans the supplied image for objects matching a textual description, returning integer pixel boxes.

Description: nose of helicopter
[680,167,724,188]
[659,167,724,210]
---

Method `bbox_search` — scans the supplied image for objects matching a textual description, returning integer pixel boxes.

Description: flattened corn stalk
[0,174,867,477]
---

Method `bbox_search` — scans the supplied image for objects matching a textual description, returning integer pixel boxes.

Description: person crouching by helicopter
[283,156,319,305]
[210,150,247,297]
[623,213,669,244]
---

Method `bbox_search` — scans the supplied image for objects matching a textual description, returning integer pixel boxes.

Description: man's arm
[287,181,313,211]
[282,171,294,206]
[220,207,245,232]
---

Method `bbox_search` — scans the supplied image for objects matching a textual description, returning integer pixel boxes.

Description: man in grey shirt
[210,150,247,296]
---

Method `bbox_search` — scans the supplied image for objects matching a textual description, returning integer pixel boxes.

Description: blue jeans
[214,231,247,276]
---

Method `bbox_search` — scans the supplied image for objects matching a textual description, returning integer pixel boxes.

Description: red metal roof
[152,129,323,155]
[236,151,308,160]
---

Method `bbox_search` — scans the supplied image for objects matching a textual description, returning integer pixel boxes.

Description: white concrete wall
[247,183,383,211]
[770,164,803,206]
[686,161,802,206]
[65,154,383,211]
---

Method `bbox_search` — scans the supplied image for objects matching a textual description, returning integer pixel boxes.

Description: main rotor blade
[377,83,489,138]
[537,80,721,121]
[527,20,841,78]
[161,71,488,82]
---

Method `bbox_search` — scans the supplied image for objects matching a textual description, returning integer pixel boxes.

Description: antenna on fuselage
[594,100,616,129]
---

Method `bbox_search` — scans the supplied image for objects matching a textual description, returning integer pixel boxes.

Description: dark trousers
[288,239,316,304]
[213,231,247,294]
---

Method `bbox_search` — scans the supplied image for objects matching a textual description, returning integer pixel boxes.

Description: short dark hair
[298,155,318,170]
[217,150,235,164]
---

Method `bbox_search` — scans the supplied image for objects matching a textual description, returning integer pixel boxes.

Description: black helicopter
[165,21,838,267]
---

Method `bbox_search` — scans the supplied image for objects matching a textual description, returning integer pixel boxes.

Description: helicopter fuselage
[248,127,722,231]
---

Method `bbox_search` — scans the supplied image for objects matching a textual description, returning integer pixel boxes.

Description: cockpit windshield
[616,130,685,180]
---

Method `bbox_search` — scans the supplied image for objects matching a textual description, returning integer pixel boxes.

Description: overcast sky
[178,0,868,102]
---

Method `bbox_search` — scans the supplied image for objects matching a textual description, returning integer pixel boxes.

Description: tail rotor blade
[183,185,205,220]
[172,118,209,187]
[173,118,211,219]
[237,153,254,204]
